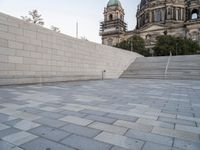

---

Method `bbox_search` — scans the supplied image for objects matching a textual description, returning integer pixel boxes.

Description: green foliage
[115,40,129,50]
[115,35,151,57]
[154,35,200,56]
[115,35,200,57]
[21,9,44,26]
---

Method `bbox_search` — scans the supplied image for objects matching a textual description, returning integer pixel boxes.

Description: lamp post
[76,21,79,39]
[131,40,133,52]
[102,70,106,80]
[198,30,200,46]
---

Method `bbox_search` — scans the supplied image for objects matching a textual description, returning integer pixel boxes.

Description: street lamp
[131,40,133,52]
[198,29,200,46]
[102,70,106,80]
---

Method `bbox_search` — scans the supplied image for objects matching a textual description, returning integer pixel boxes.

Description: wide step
[120,55,200,80]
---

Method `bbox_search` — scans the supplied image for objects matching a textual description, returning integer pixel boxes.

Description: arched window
[109,14,113,21]
[176,9,179,20]
[167,8,171,15]
[167,8,172,20]
[146,34,152,40]
[120,15,123,20]
[145,12,149,23]
[152,11,154,22]
[191,9,198,20]
[116,12,119,19]
[191,31,198,41]
[142,14,145,25]
[155,10,161,22]
[108,38,113,46]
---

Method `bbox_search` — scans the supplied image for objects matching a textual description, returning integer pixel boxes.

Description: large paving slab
[0,79,200,150]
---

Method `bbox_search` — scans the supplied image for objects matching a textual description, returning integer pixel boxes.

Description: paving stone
[13,120,40,131]
[2,131,38,146]
[4,118,23,126]
[177,115,200,123]
[34,117,66,128]
[114,120,153,132]
[177,111,194,117]
[39,106,61,112]
[18,107,44,114]
[61,105,85,112]
[0,128,20,138]
[61,134,112,150]
[61,124,101,138]
[175,124,200,134]
[0,113,10,123]
[60,116,93,126]
[20,137,74,150]
[0,105,5,109]
[111,146,129,150]
[80,109,108,116]
[0,123,10,131]
[0,140,23,150]
[39,111,65,119]
[152,127,200,143]
[174,138,200,150]
[59,110,87,117]
[0,109,21,116]
[89,122,127,135]
[162,107,178,113]
[95,132,144,150]
[106,113,139,122]
[14,112,41,121]
[142,142,172,150]
[158,116,196,127]
[126,129,173,146]
[41,102,63,108]
[29,125,70,142]
[159,112,177,119]
[0,79,200,149]
[85,115,116,124]
[137,118,174,129]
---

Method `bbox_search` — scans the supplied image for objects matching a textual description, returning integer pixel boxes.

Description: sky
[0,0,141,43]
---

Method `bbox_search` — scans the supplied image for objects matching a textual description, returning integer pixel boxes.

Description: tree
[153,35,200,56]
[81,36,88,41]
[115,40,129,50]
[115,35,151,56]
[51,26,60,33]
[21,9,44,26]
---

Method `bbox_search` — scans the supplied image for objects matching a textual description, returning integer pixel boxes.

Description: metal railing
[165,51,172,79]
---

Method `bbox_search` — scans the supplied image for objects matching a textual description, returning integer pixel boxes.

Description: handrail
[165,52,172,78]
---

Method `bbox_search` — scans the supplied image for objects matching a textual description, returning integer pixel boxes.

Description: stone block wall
[0,12,142,85]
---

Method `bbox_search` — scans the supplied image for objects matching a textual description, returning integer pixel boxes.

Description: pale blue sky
[0,0,141,43]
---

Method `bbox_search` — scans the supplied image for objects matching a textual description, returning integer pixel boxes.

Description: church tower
[100,0,127,46]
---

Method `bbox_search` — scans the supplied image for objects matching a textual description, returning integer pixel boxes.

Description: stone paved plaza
[0,79,200,150]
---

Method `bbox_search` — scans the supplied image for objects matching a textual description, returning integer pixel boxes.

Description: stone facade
[100,0,200,48]
[0,12,142,85]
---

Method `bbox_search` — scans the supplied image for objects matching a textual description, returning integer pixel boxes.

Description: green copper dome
[107,0,122,7]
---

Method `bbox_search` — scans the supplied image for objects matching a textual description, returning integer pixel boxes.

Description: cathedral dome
[136,0,187,29]
[140,0,147,5]
[107,0,122,7]
[140,0,148,8]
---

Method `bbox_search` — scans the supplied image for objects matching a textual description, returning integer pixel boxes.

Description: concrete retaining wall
[0,12,142,85]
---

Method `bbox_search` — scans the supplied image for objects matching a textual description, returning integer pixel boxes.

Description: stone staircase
[120,55,200,80]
